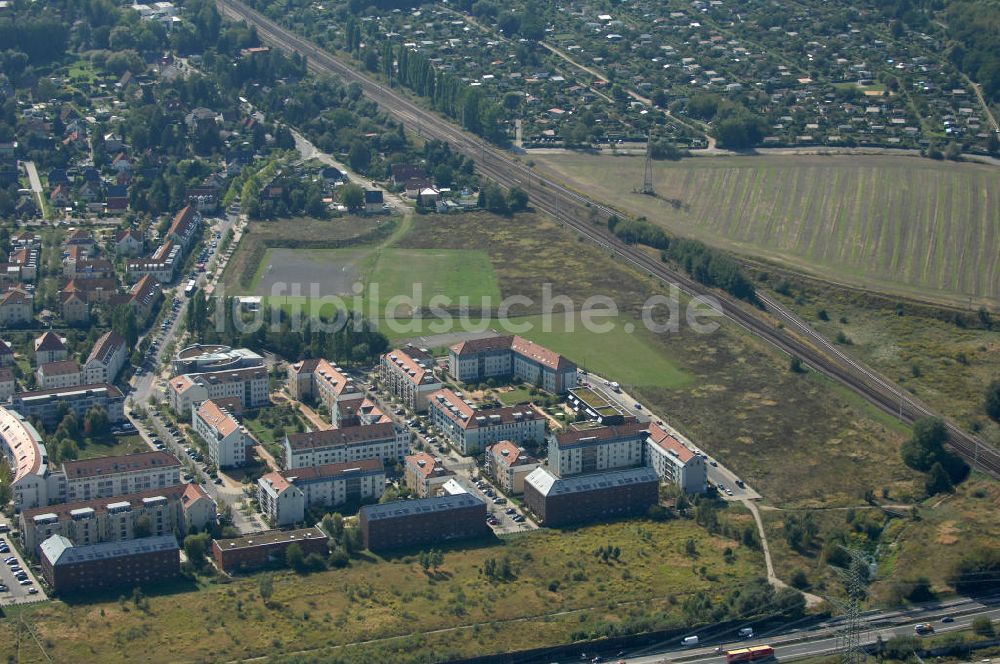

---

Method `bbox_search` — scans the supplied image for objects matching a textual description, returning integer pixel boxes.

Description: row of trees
[901,418,969,496]
[664,238,758,303]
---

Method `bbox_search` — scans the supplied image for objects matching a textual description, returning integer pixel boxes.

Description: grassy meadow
[534,153,1000,307]
[0,519,761,663]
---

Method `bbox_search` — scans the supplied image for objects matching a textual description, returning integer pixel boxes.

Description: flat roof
[361,492,484,521]
[41,534,179,566]
[214,528,326,551]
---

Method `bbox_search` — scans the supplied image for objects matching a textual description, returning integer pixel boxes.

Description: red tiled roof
[646,423,696,462]
[286,422,398,451]
[61,451,180,480]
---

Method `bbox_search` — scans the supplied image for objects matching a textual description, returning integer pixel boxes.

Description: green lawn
[74,434,149,460]
[513,312,691,389]
[367,248,502,307]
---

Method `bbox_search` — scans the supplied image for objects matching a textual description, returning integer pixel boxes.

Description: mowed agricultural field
[0,520,761,664]
[534,153,1000,306]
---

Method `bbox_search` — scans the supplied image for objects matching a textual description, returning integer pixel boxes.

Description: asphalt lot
[0,517,46,606]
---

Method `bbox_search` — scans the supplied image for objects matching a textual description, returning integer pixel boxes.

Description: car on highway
[941,616,954,623]
[710,460,718,467]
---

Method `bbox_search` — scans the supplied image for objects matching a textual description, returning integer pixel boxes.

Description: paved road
[621,599,1000,664]
[21,160,45,215]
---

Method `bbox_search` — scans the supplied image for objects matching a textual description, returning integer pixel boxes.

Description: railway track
[216,0,1000,479]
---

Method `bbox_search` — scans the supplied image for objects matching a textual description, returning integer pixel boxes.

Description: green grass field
[367,248,502,307]
[0,519,762,663]
[535,153,1000,307]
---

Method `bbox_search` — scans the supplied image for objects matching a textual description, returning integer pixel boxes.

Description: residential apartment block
[645,423,707,494]
[168,366,270,416]
[0,406,62,509]
[448,336,578,394]
[379,346,442,413]
[0,288,32,326]
[61,451,181,503]
[11,383,126,430]
[485,440,540,495]
[83,330,128,384]
[359,493,490,552]
[523,466,659,527]
[192,399,254,469]
[547,422,647,478]
[287,358,363,426]
[20,482,216,555]
[34,331,68,365]
[403,452,456,498]
[283,422,409,469]
[429,388,546,455]
[36,359,82,390]
[212,528,328,574]
[257,458,385,526]
[40,534,180,594]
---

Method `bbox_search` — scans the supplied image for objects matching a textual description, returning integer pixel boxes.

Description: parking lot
[0,518,46,605]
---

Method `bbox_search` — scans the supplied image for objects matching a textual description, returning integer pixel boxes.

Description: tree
[134,514,152,538]
[483,183,508,214]
[901,417,968,486]
[258,573,274,602]
[286,542,305,571]
[973,616,995,637]
[925,462,954,495]
[183,532,210,565]
[84,406,110,438]
[985,380,1000,423]
[341,183,365,210]
[348,141,371,172]
[506,187,529,212]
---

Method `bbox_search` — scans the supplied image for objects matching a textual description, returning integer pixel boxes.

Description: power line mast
[833,547,870,664]
[642,132,655,195]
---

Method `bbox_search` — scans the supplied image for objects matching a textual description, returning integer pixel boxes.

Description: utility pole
[834,547,869,664]
[642,132,655,196]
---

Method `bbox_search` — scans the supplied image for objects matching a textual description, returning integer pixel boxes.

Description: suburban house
[448,335,578,393]
[485,440,540,495]
[257,458,385,527]
[428,388,546,455]
[191,399,254,469]
[283,422,410,469]
[404,452,456,498]
[60,291,89,323]
[378,346,442,413]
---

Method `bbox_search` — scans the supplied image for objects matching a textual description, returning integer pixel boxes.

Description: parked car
[19,579,32,586]
[27,587,38,595]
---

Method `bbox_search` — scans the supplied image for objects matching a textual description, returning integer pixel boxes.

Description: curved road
[214,0,999,480]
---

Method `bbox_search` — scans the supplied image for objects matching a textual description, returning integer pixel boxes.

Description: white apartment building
[83,330,128,384]
[257,458,385,526]
[428,388,546,456]
[19,482,216,555]
[62,451,181,503]
[36,360,82,390]
[379,346,442,413]
[283,422,410,469]
[287,358,364,426]
[168,366,270,416]
[645,423,707,494]
[548,422,647,478]
[192,399,254,469]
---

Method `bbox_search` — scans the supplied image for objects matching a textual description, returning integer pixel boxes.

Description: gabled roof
[646,423,697,463]
[0,289,30,306]
[286,422,398,451]
[86,330,125,366]
[383,347,438,386]
[61,451,179,480]
[195,399,241,437]
[488,440,537,467]
[510,335,573,371]
[34,331,66,352]
[38,359,81,376]
[449,335,513,356]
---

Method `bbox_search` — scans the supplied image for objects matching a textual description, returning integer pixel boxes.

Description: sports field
[536,153,1000,306]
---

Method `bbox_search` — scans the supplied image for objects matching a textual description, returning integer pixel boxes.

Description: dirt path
[743,499,825,608]
[962,74,1000,134]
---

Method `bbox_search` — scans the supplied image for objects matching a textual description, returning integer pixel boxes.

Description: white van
[681,636,699,647]
[739,628,754,639]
